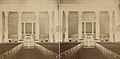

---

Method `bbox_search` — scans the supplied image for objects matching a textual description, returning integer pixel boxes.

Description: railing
[60,43,83,59]
[0,43,23,59]
[35,43,59,59]
[95,43,120,59]
[99,34,109,38]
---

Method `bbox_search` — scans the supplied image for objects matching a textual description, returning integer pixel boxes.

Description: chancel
[0,0,120,59]
[59,0,120,48]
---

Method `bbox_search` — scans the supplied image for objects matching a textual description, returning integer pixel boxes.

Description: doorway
[82,22,95,47]
[22,22,35,47]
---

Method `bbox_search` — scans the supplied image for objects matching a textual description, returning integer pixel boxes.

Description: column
[48,11,53,42]
[84,22,86,34]
[0,11,2,43]
[31,23,33,34]
[78,11,83,39]
[114,9,119,42]
[35,12,40,41]
[18,12,22,41]
[64,11,69,42]
[92,22,94,34]
[4,11,9,43]
[54,11,59,42]
[109,10,113,42]
[96,11,100,39]
[24,23,25,34]
[59,11,63,42]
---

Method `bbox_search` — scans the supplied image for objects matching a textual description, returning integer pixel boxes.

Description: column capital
[48,11,53,16]
[54,10,58,12]
[95,11,100,15]
[35,11,40,17]
[18,11,22,17]
[64,11,69,16]
[78,11,83,17]
[35,11,39,14]
[60,10,63,13]
[95,10,100,12]
[95,11,100,20]
[108,10,113,16]
[4,11,9,16]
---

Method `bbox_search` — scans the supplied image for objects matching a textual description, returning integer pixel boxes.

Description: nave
[60,42,120,59]
[18,48,41,59]
[0,42,120,59]
[0,42,60,59]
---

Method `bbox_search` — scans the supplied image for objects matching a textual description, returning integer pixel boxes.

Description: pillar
[109,10,114,42]
[18,12,22,41]
[4,11,9,43]
[92,22,94,34]
[96,11,100,39]
[54,11,59,42]
[114,9,119,42]
[59,11,63,42]
[64,11,69,42]
[0,11,2,43]
[78,11,83,39]
[31,22,34,34]
[24,23,25,34]
[48,11,53,42]
[35,12,40,41]
[84,22,86,34]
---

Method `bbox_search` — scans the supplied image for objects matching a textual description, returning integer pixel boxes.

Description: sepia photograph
[0,0,120,59]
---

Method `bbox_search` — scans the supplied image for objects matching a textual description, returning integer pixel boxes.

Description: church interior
[0,0,120,59]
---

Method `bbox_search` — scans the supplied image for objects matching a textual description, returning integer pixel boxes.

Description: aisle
[18,48,41,59]
[79,48,106,59]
